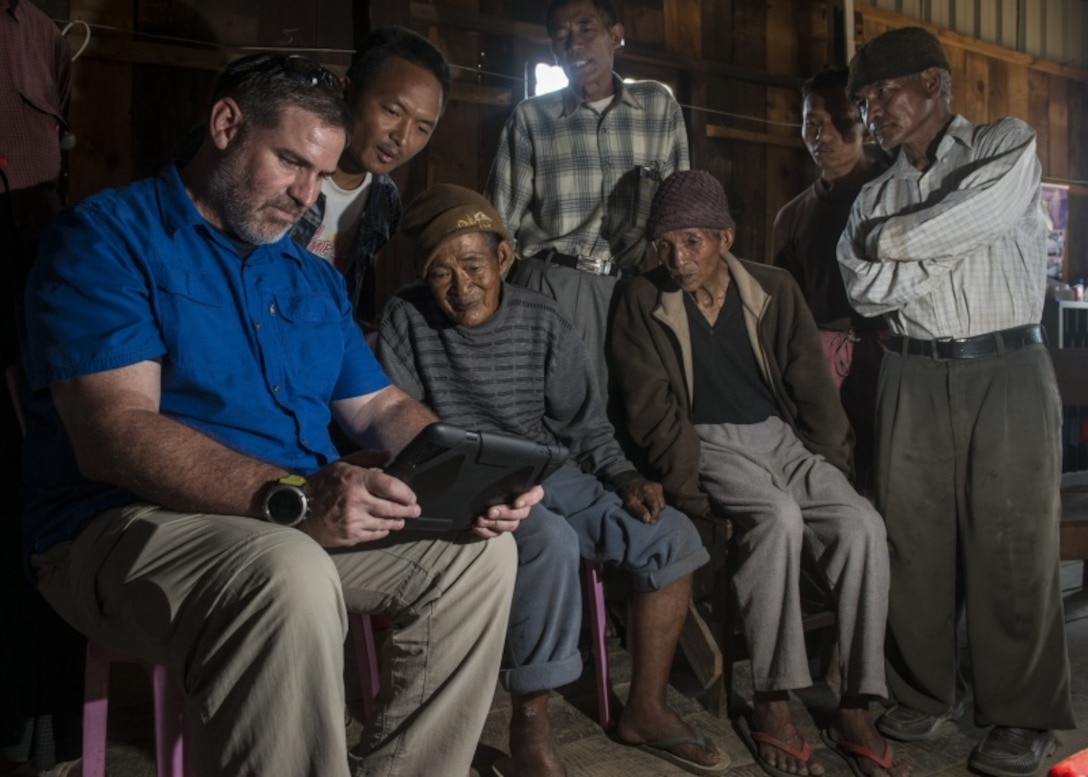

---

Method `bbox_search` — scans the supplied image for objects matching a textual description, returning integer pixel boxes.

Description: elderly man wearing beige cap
[611,170,903,777]
[838,25,1073,777]
[375,183,725,777]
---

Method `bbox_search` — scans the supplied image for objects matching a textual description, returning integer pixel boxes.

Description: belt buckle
[576,256,612,276]
[930,337,953,362]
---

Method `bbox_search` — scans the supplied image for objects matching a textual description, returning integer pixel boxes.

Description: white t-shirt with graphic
[305,174,372,273]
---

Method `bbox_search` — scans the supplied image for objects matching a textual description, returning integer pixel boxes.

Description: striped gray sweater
[377,282,638,488]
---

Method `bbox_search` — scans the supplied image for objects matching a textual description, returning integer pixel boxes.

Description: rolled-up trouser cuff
[500,652,585,694]
[627,545,710,593]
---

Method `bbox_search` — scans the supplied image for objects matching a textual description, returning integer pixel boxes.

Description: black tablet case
[384,422,569,531]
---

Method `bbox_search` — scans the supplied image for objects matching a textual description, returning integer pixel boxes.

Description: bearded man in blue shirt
[18,52,539,777]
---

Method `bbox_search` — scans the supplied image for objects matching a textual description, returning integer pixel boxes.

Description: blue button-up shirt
[20,162,389,559]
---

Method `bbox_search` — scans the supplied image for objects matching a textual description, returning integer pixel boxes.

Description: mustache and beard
[203,131,307,246]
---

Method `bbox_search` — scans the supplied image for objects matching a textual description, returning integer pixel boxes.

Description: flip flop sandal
[736,714,818,777]
[633,731,731,775]
[820,728,896,777]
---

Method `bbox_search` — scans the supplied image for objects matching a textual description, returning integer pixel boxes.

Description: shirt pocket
[153,271,247,374]
[274,292,344,391]
[13,65,68,131]
[632,162,666,226]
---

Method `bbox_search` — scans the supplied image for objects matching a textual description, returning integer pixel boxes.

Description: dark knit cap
[401,184,511,275]
[646,171,735,240]
[847,26,950,98]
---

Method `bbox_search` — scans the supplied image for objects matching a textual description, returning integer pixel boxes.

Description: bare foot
[615,695,724,770]
[509,692,567,777]
[830,704,911,777]
[750,695,825,776]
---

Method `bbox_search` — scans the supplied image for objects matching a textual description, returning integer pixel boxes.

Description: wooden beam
[410,1,548,43]
[679,601,723,692]
[78,34,235,72]
[408,1,803,91]
[620,47,804,91]
[74,28,352,73]
[72,30,507,107]
[451,82,512,107]
[706,124,804,150]
[856,3,1088,82]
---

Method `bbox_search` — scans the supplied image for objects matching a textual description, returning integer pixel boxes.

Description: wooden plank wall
[857,3,1088,283]
[46,0,1087,299]
[369,0,826,296]
[59,0,352,203]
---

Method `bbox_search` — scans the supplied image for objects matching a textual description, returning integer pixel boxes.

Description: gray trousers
[501,466,709,694]
[876,346,1074,729]
[33,505,517,777]
[696,417,889,697]
[510,257,618,406]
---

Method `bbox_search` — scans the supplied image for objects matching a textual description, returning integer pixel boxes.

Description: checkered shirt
[838,114,1048,340]
[485,75,689,268]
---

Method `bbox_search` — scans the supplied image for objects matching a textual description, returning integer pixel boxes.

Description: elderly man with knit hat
[611,170,903,777]
[838,26,1074,777]
[375,183,725,777]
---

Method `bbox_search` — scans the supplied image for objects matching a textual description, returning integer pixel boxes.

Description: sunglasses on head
[220,53,341,98]
[280,55,342,94]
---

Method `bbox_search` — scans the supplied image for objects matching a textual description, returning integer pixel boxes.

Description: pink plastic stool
[83,618,383,776]
[347,611,382,725]
[83,641,191,777]
[582,560,613,729]
[347,560,613,730]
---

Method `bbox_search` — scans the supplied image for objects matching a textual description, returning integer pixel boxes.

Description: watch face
[266,485,305,525]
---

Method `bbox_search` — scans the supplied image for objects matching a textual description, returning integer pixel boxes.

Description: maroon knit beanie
[646,171,736,241]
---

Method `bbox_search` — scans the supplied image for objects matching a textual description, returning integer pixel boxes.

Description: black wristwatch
[262,474,309,527]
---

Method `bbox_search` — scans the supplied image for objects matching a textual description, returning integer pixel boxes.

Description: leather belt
[533,249,624,278]
[889,324,1045,361]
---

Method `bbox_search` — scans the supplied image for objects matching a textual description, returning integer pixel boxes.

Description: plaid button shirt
[485,75,689,268]
[838,115,1047,340]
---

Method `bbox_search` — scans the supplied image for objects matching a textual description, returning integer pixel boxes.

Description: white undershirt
[304,173,372,273]
[587,95,614,113]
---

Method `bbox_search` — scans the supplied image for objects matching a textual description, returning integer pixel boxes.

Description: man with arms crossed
[484,0,689,400]
[292,25,450,329]
[20,53,537,777]
[839,27,1073,777]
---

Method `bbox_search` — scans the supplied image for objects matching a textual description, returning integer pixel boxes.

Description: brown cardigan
[609,252,854,520]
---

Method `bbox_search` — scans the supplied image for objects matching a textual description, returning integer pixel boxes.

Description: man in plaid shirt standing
[484,0,689,404]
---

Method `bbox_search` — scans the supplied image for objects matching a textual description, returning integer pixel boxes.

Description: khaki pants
[696,417,890,697]
[34,505,517,777]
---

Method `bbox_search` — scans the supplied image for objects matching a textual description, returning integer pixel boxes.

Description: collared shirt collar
[558,73,643,118]
[936,114,975,155]
[158,162,207,238]
[3,0,21,19]
[889,114,973,176]
[157,162,305,267]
